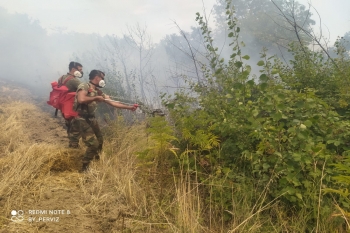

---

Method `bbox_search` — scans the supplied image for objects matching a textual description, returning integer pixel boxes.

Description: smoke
[1,1,348,102]
[0,7,174,106]
[0,7,100,96]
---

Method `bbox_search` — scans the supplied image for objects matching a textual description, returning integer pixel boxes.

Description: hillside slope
[0,81,152,233]
[0,81,104,232]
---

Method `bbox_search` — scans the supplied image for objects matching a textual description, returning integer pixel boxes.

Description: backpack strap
[96,88,103,96]
[87,83,93,93]
[58,74,74,87]
[62,75,75,86]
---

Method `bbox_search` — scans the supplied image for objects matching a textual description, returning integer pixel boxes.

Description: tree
[340,31,350,54]
[94,35,134,100]
[161,26,208,88]
[212,0,315,58]
[125,23,155,105]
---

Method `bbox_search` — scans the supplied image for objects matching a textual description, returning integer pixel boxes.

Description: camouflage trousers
[62,112,80,148]
[68,116,103,164]
[65,118,77,148]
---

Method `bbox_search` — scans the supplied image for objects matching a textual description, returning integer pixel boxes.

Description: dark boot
[81,162,90,172]
[97,143,103,153]
[95,144,102,161]
[69,144,79,148]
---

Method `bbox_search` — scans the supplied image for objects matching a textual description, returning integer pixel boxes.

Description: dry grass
[0,101,207,232]
[0,100,342,233]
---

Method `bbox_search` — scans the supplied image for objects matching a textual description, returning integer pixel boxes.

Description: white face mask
[74,71,82,78]
[99,80,106,88]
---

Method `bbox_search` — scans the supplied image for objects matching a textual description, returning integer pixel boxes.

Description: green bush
[155,0,350,229]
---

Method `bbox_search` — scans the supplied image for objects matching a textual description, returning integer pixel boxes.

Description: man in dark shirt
[58,61,84,148]
[58,61,83,92]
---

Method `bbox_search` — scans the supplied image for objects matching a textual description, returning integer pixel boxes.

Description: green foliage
[158,0,350,230]
[137,116,177,166]
[276,41,350,118]
[324,156,350,218]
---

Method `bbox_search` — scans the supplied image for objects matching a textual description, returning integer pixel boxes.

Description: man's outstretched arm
[104,99,137,111]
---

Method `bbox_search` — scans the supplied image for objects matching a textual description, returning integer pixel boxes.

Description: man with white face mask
[57,61,84,148]
[71,70,137,172]
[58,61,83,92]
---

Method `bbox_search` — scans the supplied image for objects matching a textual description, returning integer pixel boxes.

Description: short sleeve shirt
[73,83,104,117]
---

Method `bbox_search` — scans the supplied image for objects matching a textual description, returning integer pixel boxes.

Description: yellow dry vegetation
[0,101,171,232]
[0,100,205,233]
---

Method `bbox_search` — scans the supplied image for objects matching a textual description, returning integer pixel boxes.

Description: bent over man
[70,70,137,172]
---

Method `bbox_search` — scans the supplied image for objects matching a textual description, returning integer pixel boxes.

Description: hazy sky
[0,0,217,42]
[298,0,350,43]
[0,0,348,43]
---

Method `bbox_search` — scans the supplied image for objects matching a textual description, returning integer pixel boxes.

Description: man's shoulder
[66,77,81,86]
[61,74,72,80]
[77,82,90,91]
[57,74,66,83]
[59,74,73,83]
